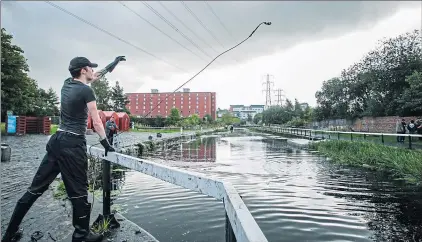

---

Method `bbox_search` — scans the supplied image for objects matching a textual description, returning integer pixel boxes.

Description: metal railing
[256,126,422,149]
[88,146,268,242]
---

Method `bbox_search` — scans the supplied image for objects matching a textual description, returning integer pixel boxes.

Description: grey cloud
[1,1,418,95]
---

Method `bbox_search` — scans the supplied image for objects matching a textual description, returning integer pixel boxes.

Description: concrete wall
[309,116,420,133]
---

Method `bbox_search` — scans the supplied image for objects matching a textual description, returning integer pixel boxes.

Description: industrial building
[126,88,216,120]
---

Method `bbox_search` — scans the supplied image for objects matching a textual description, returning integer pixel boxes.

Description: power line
[180,1,226,49]
[202,1,241,64]
[141,1,213,60]
[204,1,236,43]
[157,1,219,55]
[45,1,186,72]
[118,1,208,62]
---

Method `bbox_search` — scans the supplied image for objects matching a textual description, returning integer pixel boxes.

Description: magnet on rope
[31,231,44,241]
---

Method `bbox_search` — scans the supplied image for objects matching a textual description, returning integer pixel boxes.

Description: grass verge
[310,140,422,184]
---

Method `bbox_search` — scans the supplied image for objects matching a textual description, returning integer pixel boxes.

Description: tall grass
[310,140,422,184]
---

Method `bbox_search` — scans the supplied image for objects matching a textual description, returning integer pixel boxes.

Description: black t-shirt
[59,78,96,135]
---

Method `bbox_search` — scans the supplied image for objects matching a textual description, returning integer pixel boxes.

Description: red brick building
[126,89,216,120]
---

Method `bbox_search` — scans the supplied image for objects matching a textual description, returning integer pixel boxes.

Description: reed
[310,140,422,184]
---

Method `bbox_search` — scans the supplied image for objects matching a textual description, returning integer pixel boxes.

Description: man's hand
[115,56,126,62]
[100,138,115,156]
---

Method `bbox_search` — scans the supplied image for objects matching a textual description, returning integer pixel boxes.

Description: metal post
[381,134,384,144]
[102,159,111,216]
[409,135,412,149]
[364,134,366,140]
[338,132,340,140]
[351,133,353,141]
[225,212,236,242]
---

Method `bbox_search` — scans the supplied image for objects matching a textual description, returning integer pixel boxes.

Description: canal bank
[251,127,422,184]
[1,134,158,241]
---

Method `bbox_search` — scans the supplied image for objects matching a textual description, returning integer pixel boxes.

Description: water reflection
[114,134,422,242]
[150,136,217,162]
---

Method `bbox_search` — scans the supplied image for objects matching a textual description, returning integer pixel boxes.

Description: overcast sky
[2,1,421,109]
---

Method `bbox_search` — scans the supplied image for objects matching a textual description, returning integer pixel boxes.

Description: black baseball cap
[68,57,98,71]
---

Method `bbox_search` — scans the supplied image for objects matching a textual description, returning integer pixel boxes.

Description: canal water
[113,133,422,242]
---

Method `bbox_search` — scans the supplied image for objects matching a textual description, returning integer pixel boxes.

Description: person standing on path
[2,57,119,242]
[105,116,119,147]
[396,118,406,143]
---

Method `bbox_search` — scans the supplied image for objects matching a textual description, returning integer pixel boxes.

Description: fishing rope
[90,21,271,148]
[87,21,271,216]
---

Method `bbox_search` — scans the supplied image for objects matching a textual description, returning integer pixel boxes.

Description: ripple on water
[115,135,422,242]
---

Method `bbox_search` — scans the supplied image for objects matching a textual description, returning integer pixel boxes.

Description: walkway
[1,134,158,241]
[254,126,422,150]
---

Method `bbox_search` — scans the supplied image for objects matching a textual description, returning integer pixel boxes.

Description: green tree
[91,76,111,111]
[1,28,38,119]
[203,114,213,123]
[294,99,304,119]
[253,113,262,124]
[155,115,165,127]
[314,29,422,119]
[187,114,201,126]
[221,113,240,125]
[110,81,129,112]
[398,71,422,116]
[166,108,181,126]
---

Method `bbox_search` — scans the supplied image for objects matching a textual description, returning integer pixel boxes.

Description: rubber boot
[71,202,103,242]
[2,191,39,242]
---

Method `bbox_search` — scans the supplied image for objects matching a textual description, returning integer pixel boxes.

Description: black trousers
[3,131,91,238]
[29,131,88,200]
[107,130,116,147]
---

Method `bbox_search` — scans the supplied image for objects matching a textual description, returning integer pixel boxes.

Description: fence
[257,126,422,150]
[88,133,267,241]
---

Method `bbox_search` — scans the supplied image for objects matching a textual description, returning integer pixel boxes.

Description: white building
[229,105,265,120]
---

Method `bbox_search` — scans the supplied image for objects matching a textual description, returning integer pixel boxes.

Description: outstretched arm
[87,56,126,84]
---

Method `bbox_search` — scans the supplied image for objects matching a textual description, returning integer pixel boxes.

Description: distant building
[126,89,216,119]
[229,105,265,120]
[299,103,309,111]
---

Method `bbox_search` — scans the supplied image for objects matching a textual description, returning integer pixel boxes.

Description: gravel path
[1,133,159,241]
